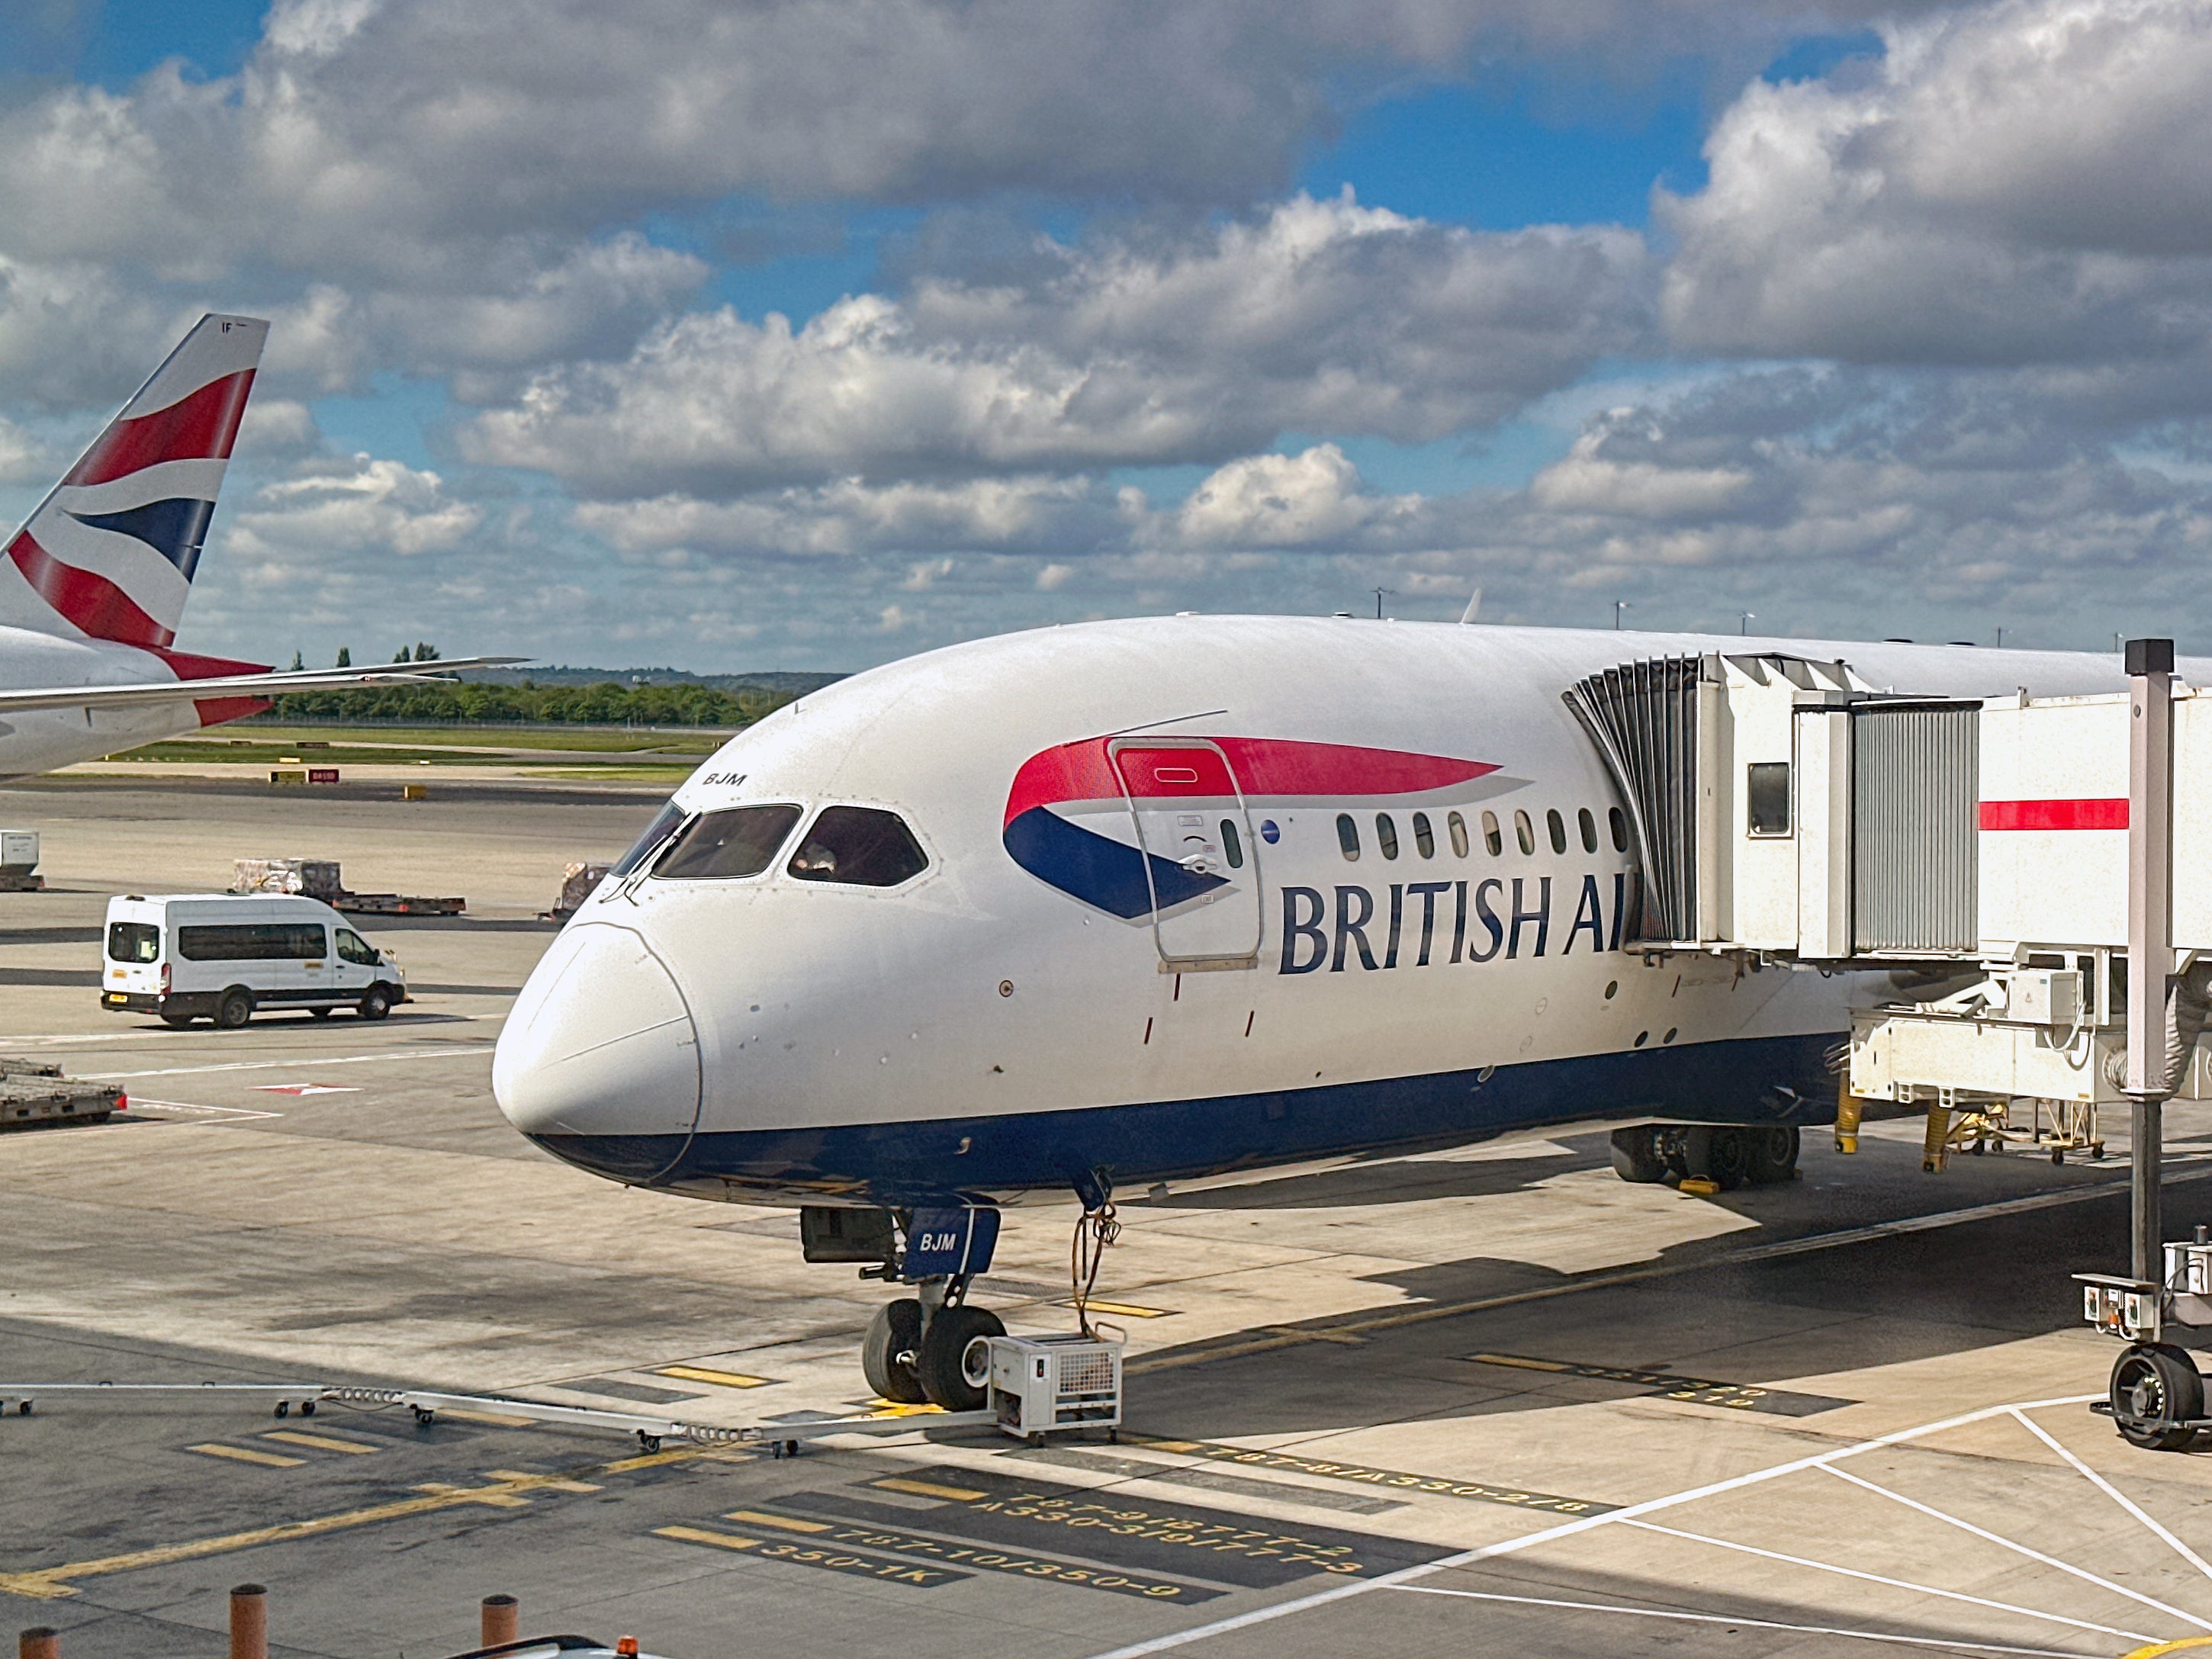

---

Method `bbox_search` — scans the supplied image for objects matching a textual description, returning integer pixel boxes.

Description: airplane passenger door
[1108,739,1263,969]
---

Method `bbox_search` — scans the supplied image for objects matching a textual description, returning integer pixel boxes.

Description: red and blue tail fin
[1,313,268,651]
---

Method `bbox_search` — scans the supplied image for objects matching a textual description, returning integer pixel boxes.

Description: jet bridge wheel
[862,1297,928,1404]
[2111,1344,2204,1452]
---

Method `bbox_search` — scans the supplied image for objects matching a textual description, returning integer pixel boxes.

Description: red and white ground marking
[252,1085,360,1096]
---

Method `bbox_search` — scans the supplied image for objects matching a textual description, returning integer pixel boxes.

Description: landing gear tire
[915,1304,1005,1411]
[1683,1126,1752,1191]
[862,1298,928,1404]
[1746,1126,1799,1185]
[1609,1127,1669,1184]
[2111,1343,2204,1452]
[215,988,252,1030]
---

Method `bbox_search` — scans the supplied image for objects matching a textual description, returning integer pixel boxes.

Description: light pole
[1614,600,1630,631]
[1738,611,1755,637]
[1373,587,1393,619]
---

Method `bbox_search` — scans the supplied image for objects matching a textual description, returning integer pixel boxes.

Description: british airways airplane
[0,313,510,776]
[490,618,2143,1407]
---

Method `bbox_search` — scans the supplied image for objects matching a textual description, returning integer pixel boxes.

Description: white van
[101,894,409,1027]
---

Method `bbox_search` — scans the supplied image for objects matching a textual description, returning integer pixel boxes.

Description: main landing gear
[1609,1124,1800,1191]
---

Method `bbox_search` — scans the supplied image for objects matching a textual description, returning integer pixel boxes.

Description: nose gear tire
[915,1304,1005,1410]
[2111,1343,2204,1451]
[862,1297,928,1404]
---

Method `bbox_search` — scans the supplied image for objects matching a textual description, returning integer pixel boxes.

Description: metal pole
[2125,638,2175,1285]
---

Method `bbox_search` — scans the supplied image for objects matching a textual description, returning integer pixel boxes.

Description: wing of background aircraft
[0,656,529,715]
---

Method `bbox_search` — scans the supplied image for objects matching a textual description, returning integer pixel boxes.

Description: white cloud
[468,195,1648,496]
[228,452,484,559]
[1170,445,1422,547]
[1661,0,2212,376]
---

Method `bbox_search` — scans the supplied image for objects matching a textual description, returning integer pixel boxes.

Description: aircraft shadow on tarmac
[1165,1134,1614,1208]
[1122,1180,2212,1441]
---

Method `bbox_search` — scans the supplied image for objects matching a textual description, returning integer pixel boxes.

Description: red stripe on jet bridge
[5,530,172,648]
[1005,735,1496,826]
[1979,798,2128,831]
[63,369,257,488]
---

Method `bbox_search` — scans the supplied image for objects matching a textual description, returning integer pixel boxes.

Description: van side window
[1609,805,1629,852]
[1412,812,1435,858]
[1336,814,1361,860]
[177,924,328,962]
[656,804,804,879]
[1375,814,1400,860]
[787,806,930,887]
[1514,810,1535,856]
[1482,810,1503,856]
[1447,811,1468,858]
[336,928,380,966]
[107,921,159,963]
[1578,807,1599,854]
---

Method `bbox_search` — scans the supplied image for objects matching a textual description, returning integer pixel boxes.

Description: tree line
[250,679,792,727]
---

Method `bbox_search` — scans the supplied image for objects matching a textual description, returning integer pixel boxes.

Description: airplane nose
[494,921,701,1140]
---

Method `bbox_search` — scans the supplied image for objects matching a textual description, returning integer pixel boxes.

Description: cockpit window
[787,806,929,888]
[654,804,804,880]
[611,801,689,877]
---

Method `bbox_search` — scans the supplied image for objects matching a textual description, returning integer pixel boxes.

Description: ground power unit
[986,1333,1122,1442]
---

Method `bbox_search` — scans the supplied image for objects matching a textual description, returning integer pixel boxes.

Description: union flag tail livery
[1,314,266,649]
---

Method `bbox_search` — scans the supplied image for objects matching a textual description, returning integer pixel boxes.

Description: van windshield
[107,921,159,963]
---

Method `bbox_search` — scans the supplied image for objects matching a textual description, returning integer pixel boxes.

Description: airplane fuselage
[0,624,214,777]
[493,617,2156,1211]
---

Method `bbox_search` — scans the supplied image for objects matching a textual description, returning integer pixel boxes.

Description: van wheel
[215,989,253,1029]
[161,1014,196,1028]
[358,985,393,1021]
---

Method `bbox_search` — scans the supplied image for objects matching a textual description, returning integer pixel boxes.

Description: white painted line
[1387,1584,2100,1658]
[1622,1519,2155,1645]
[1821,1465,2212,1632]
[82,1047,494,1081]
[0,1014,499,1046]
[1081,1393,2101,1659]
[2008,1408,2212,1588]
[123,1099,281,1121]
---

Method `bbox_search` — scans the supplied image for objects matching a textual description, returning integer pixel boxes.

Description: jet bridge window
[788,806,930,887]
[654,803,804,880]
[611,801,688,877]
[1747,762,1792,837]
[1412,812,1435,858]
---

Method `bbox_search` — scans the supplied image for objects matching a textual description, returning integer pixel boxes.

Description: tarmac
[5,773,2212,1659]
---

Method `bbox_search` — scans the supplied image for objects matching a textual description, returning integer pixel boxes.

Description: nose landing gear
[861,1280,1005,1410]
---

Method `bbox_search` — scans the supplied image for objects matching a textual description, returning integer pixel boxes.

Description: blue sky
[0,0,2205,669]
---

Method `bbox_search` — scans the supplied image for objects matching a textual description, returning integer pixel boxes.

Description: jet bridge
[1569,638,2212,1449]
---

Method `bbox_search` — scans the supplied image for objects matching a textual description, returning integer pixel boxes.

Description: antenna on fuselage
[1460,587,1482,625]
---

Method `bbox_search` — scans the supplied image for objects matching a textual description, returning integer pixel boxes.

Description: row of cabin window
[1335,805,1628,863]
